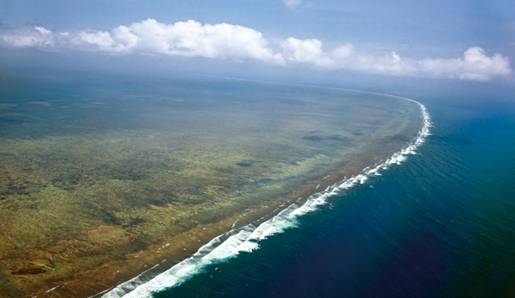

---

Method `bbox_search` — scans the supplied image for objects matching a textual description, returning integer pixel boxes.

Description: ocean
[1,71,513,297]
[146,84,515,298]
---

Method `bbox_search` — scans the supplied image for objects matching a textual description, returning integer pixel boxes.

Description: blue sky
[0,0,513,82]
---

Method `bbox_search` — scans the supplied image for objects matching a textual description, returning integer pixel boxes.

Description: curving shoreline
[7,85,427,298]
[100,95,431,298]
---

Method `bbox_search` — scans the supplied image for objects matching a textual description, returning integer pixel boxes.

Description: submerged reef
[0,76,421,297]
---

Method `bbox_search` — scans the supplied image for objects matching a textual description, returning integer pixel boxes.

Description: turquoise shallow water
[152,86,515,298]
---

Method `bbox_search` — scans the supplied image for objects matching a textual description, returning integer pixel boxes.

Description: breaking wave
[102,96,431,298]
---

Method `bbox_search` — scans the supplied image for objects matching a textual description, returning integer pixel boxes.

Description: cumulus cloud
[0,19,511,81]
[278,38,510,81]
[1,19,283,64]
[281,37,333,67]
[0,26,54,47]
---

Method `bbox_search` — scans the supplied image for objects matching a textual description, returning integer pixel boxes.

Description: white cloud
[0,26,54,47]
[283,0,302,9]
[281,37,333,67]
[334,47,511,81]
[332,43,354,60]
[459,47,511,81]
[0,19,511,81]
[280,39,511,81]
[1,19,283,64]
[67,19,285,63]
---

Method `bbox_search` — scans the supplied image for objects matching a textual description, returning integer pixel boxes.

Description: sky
[0,0,514,83]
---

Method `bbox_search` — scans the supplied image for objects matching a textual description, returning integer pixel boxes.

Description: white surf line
[102,96,431,298]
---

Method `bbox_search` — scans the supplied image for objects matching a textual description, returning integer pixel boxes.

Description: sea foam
[102,96,431,298]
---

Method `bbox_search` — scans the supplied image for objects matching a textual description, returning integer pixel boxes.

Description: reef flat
[0,74,421,297]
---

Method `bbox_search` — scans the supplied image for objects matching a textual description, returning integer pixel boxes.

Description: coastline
[31,141,397,298]
[25,93,430,298]
[93,97,430,298]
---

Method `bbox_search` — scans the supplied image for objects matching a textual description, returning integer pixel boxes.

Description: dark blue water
[154,86,515,298]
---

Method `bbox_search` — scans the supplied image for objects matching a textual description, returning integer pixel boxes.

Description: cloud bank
[0,19,511,81]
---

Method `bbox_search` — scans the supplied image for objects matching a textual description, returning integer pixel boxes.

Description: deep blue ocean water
[149,85,515,298]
